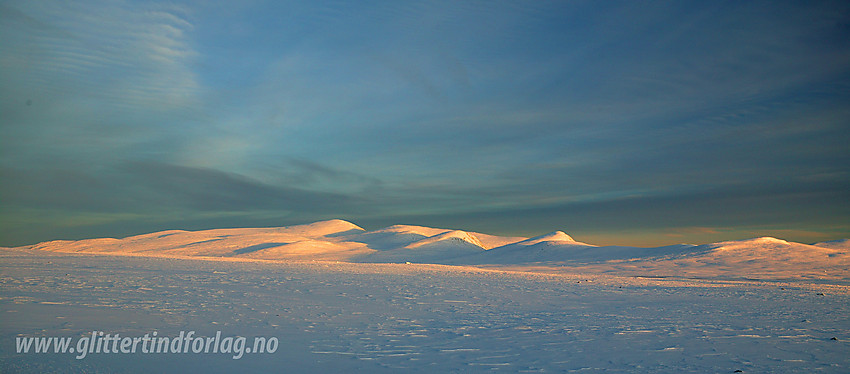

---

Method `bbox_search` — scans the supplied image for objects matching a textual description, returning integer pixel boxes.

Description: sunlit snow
[2,220,848,372]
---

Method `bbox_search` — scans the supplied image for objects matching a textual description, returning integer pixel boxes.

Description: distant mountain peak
[813,239,850,250]
[751,236,789,244]
[408,230,484,249]
[517,231,577,246]
[718,237,791,246]
[543,231,575,241]
[289,219,366,236]
[312,219,364,230]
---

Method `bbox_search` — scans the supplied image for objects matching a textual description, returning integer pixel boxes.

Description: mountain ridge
[15,219,850,281]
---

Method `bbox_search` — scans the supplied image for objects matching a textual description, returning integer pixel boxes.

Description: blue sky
[1,0,848,246]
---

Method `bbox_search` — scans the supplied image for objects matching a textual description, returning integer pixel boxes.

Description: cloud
[0,0,207,172]
[0,0,199,108]
[0,160,371,245]
[121,161,357,212]
[360,177,850,245]
[1,161,359,216]
[1,1,849,247]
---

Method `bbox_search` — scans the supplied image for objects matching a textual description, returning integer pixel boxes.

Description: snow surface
[2,220,849,372]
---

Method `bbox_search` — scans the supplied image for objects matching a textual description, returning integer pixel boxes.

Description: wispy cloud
[0,0,199,110]
[0,0,207,177]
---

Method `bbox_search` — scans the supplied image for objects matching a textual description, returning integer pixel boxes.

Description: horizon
[2,1,849,247]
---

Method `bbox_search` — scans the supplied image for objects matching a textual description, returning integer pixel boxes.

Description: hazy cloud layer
[1,0,848,246]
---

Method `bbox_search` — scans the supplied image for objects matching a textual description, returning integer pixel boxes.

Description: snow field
[1,248,848,373]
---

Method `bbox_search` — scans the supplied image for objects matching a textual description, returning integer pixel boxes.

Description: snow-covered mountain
[25,220,512,263]
[19,219,850,280]
[814,238,850,250]
[353,229,487,263]
[466,235,849,281]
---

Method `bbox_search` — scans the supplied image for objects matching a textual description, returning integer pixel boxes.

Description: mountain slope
[465,236,849,281]
[26,220,517,263]
[16,220,850,280]
[814,239,850,250]
[29,219,371,260]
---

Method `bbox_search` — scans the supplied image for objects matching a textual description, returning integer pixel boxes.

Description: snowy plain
[1,219,849,372]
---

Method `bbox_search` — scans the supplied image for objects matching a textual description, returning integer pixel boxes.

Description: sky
[1,0,849,247]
